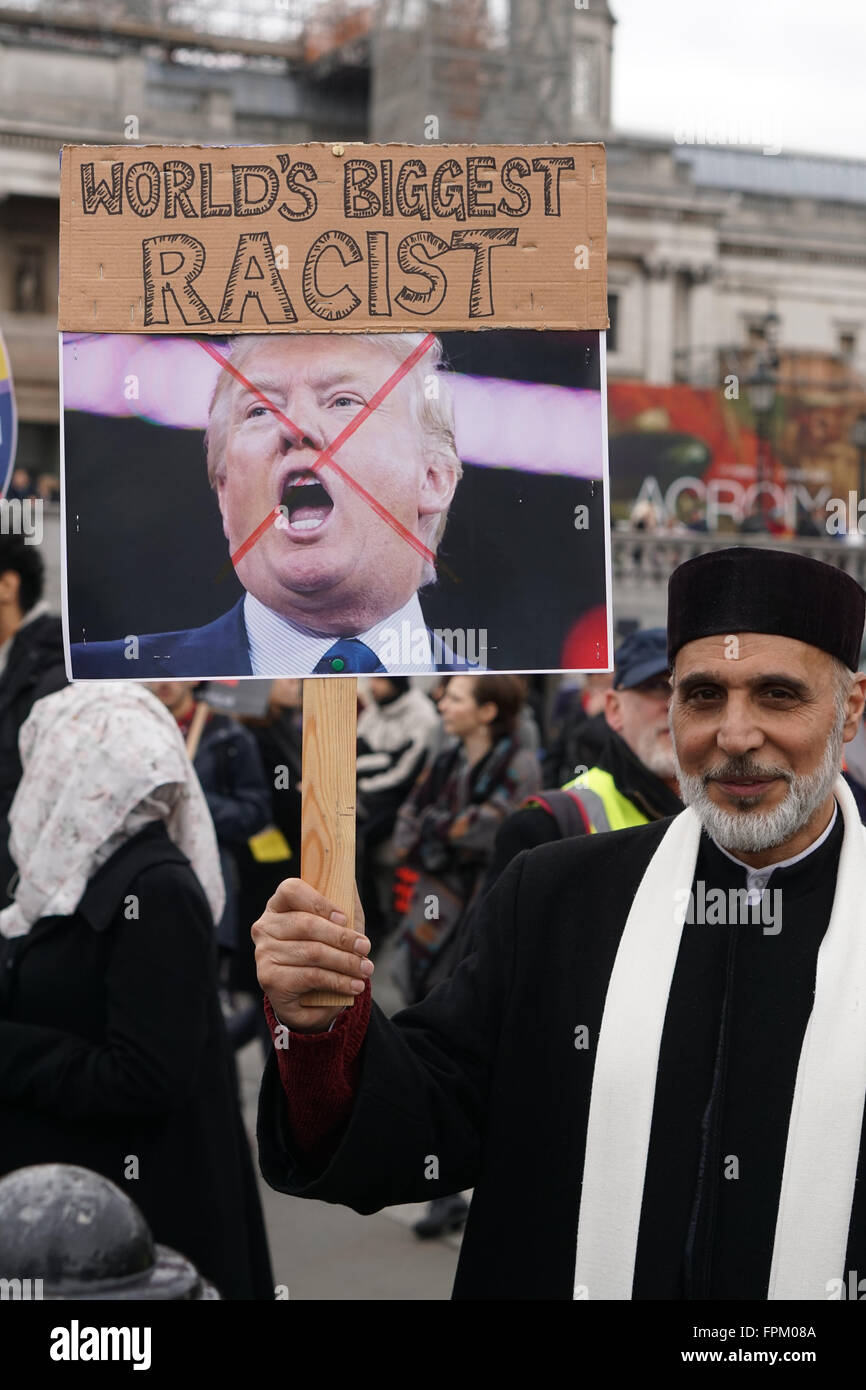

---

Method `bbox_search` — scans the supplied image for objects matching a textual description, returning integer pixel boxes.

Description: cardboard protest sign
[59,143,606,334]
[59,141,611,682]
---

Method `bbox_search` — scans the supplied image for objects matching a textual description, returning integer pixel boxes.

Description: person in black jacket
[542,672,612,787]
[147,681,271,957]
[234,679,304,1015]
[0,537,66,907]
[484,630,682,887]
[0,682,274,1300]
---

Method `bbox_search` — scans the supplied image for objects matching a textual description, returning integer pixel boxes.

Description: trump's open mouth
[276,469,334,535]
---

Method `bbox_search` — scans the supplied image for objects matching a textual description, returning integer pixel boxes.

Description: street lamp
[747,360,777,529]
[763,312,781,351]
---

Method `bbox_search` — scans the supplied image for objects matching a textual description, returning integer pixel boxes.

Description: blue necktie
[313,639,386,674]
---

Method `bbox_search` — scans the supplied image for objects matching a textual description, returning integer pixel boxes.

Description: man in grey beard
[672,662,850,857]
[254,546,866,1301]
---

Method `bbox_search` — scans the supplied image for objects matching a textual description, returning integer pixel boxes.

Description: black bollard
[0,1163,219,1299]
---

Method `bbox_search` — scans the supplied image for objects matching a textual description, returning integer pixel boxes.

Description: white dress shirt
[243,592,435,675]
[711,799,839,897]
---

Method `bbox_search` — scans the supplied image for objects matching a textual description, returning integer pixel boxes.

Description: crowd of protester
[5,466,60,504]
[0,532,865,1289]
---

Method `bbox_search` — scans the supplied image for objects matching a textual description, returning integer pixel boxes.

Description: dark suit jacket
[70,599,252,678]
[70,598,473,677]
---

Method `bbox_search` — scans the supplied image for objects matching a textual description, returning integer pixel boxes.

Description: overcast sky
[611,0,865,161]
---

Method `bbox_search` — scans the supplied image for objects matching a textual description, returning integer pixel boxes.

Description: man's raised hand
[252,879,372,1033]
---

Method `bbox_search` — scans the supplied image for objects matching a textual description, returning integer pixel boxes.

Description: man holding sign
[254,547,866,1302]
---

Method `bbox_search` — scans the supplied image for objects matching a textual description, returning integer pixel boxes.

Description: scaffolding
[371,0,593,144]
[0,0,613,136]
[0,0,377,46]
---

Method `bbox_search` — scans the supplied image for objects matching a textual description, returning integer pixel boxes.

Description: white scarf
[573,775,866,1300]
[0,682,225,937]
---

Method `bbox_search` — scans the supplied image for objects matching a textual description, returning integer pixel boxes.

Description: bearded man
[253,546,866,1300]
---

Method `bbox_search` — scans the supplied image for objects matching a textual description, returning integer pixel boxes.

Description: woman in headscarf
[0,682,273,1300]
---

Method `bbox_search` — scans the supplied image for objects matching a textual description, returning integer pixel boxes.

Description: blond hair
[203,333,462,585]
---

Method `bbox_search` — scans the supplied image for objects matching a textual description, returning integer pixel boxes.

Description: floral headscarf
[0,682,225,938]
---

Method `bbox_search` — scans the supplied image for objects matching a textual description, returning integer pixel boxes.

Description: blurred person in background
[481,630,682,900]
[629,497,660,566]
[233,679,305,1054]
[512,676,542,753]
[6,468,34,502]
[0,683,273,1299]
[424,675,452,760]
[391,675,541,1011]
[0,538,66,908]
[544,669,614,787]
[680,495,708,533]
[35,474,60,503]
[389,673,540,1236]
[842,689,866,821]
[240,678,304,862]
[356,676,441,950]
[147,681,270,1036]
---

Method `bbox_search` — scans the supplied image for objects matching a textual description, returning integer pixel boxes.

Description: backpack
[522,788,593,838]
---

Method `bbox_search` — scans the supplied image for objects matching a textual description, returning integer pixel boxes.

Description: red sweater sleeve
[262,986,371,1166]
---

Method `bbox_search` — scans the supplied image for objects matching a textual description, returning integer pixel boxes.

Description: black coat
[543,708,608,787]
[0,614,66,905]
[193,712,271,951]
[485,725,683,890]
[193,714,271,847]
[258,812,866,1300]
[0,823,273,1300]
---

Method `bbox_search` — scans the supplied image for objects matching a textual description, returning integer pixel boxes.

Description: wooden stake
[300,677,358,1008]
[185,700,210,761]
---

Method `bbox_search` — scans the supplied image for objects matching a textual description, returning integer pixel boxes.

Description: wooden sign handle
[300,677,358,1008]
[185,700,210,761]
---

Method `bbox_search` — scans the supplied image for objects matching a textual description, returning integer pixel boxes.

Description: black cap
[613,628,669,689]
[668,547,866,669]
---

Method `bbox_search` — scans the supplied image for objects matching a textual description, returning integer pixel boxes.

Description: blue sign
[0,328,17,495]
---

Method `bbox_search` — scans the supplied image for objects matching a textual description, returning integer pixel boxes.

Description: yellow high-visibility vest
[561,765,649,834]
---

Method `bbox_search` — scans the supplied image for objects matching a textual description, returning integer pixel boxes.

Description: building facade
[2,0,864,471]
[1,0,865,628]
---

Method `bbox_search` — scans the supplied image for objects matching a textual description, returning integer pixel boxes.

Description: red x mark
[199,334,443,574]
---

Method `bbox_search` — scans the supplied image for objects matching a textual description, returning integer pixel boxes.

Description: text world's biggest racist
[62,146,606,332]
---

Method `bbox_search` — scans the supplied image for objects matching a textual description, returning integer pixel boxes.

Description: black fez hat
[668,547,866,670]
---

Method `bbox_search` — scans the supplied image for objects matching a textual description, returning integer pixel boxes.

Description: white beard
[673,715,844,854]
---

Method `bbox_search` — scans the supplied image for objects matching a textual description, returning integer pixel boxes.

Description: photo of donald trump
[70,331,466,677]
